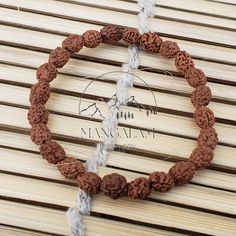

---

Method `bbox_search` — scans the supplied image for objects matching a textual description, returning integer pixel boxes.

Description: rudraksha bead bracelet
[28,25,218,200]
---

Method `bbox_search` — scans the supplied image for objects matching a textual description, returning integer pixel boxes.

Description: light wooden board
[0,0,236,235]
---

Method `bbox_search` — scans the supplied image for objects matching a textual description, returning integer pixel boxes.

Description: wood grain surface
[0,0,235,235]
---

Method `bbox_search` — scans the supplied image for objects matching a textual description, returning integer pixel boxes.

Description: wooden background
[0,0,236,235]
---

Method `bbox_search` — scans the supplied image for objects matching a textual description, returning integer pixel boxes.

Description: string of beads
[28,25,218,200]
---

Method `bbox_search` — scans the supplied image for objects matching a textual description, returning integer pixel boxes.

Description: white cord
[67,1,156,235]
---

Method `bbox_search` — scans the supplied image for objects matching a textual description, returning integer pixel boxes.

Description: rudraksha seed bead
[28,104,49,125]
[62,34,84,54]
[139,32,163,53]
[36,63,57,83]
[100,25,123,43]
[198,127,218,150]
[122,27,140,45]
[169,161,195,185]
[48,47,70,68]
[58,157,85,179]
[29,82,51,105]
[30,123,51,145]
[190,146,214,170]
[149,171,174,193]
[40,140,66,164]
[194,106,215,129]
[101,173,127,199]
[77,172,101,195]
[175,51,194,74]
[127,177,151,199]
[82,30,102,48]
[159,40,180,58]
[185,68,207,88]
[191,85,212,108]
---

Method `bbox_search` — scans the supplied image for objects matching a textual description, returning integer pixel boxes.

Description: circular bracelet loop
[28,25,218,200]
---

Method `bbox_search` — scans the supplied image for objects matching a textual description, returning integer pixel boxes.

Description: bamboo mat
[0,0,236,235]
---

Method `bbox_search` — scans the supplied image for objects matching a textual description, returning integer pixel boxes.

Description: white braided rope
[67,1,156,235]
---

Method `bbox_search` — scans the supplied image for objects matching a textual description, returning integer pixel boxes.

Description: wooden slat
[0,173,236,235]
[65,0,236,30]
[1,6,236,67]
[1,147,236,215]
[0,63,235,107]
[1,129,236,192]
[0,200,179,236]
[1,70,236,123]
[1,0,236,47]
[1,22,235,68]
[0,226,51,236]
[130,0,236,18]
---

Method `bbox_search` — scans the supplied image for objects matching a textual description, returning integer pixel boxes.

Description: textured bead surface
[82,30,102,48]
[190,146,214,170]
[77,172,101,195]
[101,173,127,199]
[175,51,194,74]
[58,157,85,179]
[62,34,84,54]
[48,47,70,68]
[139,32,162,53]
[149,171,174,193]
[191,85,212,108]
[198,127,218,150]
[185,68,206,88]
[30,123,51,145]
[28,104,49,125]
[122,27,140,45]
[169,161,195,185]
[29,82,50,105]
[159,40,180,58]
[40,140,66,164]
[194,106,215,129]
[127,177,151,199]
[100,25,122,43]
[36,63,57,83]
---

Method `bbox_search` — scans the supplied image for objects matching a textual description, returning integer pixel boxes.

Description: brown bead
[101,173,127,199]
[77,172,101,195]
[48,47,70,68]
[29,82,50,105]
[127,177,151,199]
[58,157,85,179]
[190,146,214,170]
[185,68,206,88]
[62,34,84,54]
[40,140,66,164]
[28,104,49,125]
[149,171,174,193]
[36,63,57,83]
[82,30,102,48]
[139,32,162,53]
[30,123,51,145]
[175,51,194,74]
[191,85,212,108]
[100,25,122,43]
[159,40,180,58]
[122,27,140,45]
[198,127,218,150]
[169,161,195,185]
[194,106,215,129]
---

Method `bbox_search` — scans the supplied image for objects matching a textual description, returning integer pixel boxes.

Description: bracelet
[28,25,218,200]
